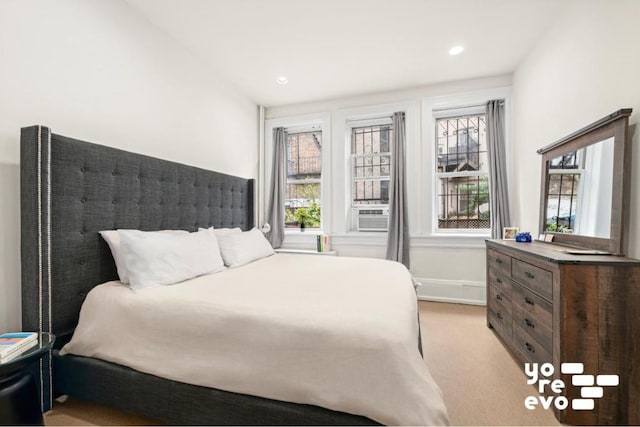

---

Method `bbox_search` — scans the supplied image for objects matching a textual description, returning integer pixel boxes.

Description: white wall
[266,76,513,305]
[0,0,258,333]
[512,0,640,258]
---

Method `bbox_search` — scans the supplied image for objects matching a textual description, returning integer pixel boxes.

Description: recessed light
[276,76,288,85]
[449,45,464,56]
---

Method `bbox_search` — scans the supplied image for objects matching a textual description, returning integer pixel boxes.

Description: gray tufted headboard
[21,125,255,342]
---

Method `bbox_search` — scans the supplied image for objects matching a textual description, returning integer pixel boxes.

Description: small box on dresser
[486,239,640,425]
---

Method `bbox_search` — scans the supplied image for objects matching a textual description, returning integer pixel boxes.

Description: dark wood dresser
[486,239,640,425]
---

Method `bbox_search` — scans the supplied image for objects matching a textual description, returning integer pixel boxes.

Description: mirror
[544,137,614,238]
[538,109,632,255]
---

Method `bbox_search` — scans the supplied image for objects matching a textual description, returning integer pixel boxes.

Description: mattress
[61,254,449,425]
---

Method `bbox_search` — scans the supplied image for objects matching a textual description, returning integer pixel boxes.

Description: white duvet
[61,254,449,425]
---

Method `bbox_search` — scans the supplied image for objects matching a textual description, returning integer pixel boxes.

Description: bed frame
[20,126,378,425]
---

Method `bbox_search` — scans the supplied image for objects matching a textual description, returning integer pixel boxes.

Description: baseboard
[415,278,486,306]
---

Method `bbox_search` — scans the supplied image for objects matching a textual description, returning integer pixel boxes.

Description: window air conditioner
[354,207,389,231]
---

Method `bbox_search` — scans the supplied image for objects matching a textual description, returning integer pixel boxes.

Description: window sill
[330,233,487,249]
[281,230,325,251]
[275,248,337,256]
[284,229,324,236]
[282,230,488,249]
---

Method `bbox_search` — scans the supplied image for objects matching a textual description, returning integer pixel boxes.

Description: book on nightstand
[322,234,330,252]
[316,233,331,252]
[0,332,38,362]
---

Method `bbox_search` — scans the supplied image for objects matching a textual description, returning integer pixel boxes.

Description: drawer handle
[525,318,535,329]
[496,277,503,284]
[524,271,535,279]
[525,297,535,306]
[495,258,503,264]
[496,312,503,320]
[525,342,536,353]
[496,294,503,301]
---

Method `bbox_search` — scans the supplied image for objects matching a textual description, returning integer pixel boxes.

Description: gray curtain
[266,127,287,248]
[486,100,511,239]
[386,112,410,268]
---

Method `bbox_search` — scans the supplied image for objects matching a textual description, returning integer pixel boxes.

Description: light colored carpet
[44,396,155,426]
[44,301,560,426]
[419,301,559,426]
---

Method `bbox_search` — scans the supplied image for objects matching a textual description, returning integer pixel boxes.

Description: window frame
[350,122,393,208]
[434,111,490,233]
[420,88,510,242]
[332,102,415,239]
[347,118,394,232]
[425,101,494,237]
[263,113,331,239]
[284,130,323,230]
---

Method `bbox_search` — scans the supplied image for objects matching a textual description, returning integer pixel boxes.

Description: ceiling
[125,0,566,107]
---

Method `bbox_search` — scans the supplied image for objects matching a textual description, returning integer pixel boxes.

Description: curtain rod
[433,100,504,113]
[348,115,392,120]
[286,128,322,136]
[346,115,393,123]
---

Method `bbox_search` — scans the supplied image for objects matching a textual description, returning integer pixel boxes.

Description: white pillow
[99,229,187,284]
[216,228,275,268]
[198,227,243,238]
[119,229,226,291]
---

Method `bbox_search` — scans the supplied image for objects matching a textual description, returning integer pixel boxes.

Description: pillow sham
[99,229,188,284]
[119,229,225,291]
[216,227,275,268]
[198,227,243,237]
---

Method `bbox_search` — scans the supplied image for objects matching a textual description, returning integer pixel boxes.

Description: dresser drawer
[487,249,511,277]
[488,269,513,299]
[489,284,512,318]
[488,309,512,341]
[513,324,553,365]
[512,259,552,299]
[512,284,552,352]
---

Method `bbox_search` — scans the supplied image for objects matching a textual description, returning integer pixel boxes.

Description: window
[285,131,322,229]
[349,123,392,232]
[351,124,392,206]
[435,114,490,230]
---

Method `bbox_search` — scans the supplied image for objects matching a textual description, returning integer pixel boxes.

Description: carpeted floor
[419,301,559,426]
[44,301,560,426]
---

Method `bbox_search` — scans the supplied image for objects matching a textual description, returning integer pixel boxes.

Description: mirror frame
[537,109,632,255]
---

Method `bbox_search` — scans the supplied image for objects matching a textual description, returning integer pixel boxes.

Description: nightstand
[0,332,55,425]
[275,248,338,256]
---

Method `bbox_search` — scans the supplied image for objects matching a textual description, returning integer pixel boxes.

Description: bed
[20,126,448,425]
